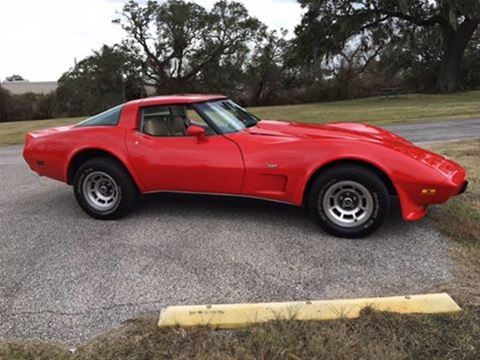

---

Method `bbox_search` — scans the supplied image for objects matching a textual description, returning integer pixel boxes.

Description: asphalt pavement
[385,118,480,143]
[0,118,479,344]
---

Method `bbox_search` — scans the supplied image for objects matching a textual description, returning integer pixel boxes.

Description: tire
[73,157,138,220]
[307,164,390,238]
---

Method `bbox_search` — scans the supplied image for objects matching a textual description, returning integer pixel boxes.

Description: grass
[252,90,480,125]
[428,140,480,257]
[1,91,480,146]
[0,117,84,146]
[427,139,480,305]
[1,307,479,359]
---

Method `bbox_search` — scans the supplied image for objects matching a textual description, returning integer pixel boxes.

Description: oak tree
[296,0,480,93]
[114,0,264,94]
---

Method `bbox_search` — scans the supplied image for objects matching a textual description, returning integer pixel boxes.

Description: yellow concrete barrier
[158,293,461,328]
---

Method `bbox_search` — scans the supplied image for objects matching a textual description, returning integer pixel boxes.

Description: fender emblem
[266,163,278,169]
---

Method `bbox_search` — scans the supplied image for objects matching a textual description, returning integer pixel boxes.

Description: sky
[0,0,303,82]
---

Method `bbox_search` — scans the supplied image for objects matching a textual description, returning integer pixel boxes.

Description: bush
[0,87,57,122]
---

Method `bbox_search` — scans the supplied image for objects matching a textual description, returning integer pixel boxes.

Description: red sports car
[23,95,467,238]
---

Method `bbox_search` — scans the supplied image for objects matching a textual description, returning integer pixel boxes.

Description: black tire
[307,164,390,238]
[73,157,138,220]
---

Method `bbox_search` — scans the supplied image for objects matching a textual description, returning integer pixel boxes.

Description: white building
[1,81,58,95]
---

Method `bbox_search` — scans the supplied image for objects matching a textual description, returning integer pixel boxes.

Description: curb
[158,293,461,329]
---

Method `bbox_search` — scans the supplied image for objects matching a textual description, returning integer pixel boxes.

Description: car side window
[140,105,187,137]
[139,105,214,137]
[77,105,123,127]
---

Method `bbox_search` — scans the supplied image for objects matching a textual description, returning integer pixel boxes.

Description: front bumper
[397,177,468,222]
[457,180,468,195]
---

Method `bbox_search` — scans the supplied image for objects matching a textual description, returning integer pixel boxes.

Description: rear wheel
[73,157,137,219]
[308,164,390,238]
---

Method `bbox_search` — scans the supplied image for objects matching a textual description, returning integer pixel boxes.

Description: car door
[125,104,244,194]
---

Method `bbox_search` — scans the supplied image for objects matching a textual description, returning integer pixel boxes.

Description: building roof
[1,81,57,95]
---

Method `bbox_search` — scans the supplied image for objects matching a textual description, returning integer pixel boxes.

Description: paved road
[386,118,480,143]
[0,119,478,344]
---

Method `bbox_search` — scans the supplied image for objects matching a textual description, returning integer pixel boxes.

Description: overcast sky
[0,0,303,82]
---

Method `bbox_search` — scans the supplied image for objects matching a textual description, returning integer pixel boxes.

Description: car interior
[140,105,213,137]
[141,106,188,137]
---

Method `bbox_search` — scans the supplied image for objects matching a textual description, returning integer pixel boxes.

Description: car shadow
[135,193,404,230]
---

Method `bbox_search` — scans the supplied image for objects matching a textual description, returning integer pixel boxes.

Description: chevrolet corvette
[23,95,468,238]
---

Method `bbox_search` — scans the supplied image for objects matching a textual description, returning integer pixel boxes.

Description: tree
[461,30,480,89]
[0,86,14,121]
[198,43,250,98]
[0,88,59,122]
[246,30,293,105]
[369,26,443,91]
[55,45,145,117]
[296,0,480,93]
[114,0,264,94]
[5,74,25,82]
[34,92,57,119]
[328,32,388,98]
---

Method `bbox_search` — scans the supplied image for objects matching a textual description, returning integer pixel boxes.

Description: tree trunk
[436,19,479,93]
[252,80,265,106]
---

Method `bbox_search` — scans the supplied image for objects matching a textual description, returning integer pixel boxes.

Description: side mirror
[187,124,206,138]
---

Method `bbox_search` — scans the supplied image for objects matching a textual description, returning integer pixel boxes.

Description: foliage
[3,0,480,121]
[0,86,15,122]
[4,74,25,82]
[296,0,480,93]
[3,91,480,144]
[114,0,264,96]
[0,86,56,122]
[55,45,145,117]
[462,32,480,89]
[245,29,299,105]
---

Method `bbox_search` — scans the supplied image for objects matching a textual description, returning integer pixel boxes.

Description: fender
[297,154,401,207]
[65,144,147,193]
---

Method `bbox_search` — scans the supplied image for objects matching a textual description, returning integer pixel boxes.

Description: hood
[248,120,464,183]
[248,120,412,145]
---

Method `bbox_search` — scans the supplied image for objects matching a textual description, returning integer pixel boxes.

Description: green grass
[428,140,480,265]
[1,307,479,359]
[427,140,480,305]
[0,117,85,146]
[251,90,480,124]
[1,91,480,146]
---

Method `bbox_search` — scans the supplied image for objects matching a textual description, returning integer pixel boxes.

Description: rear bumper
[23,134,66,182]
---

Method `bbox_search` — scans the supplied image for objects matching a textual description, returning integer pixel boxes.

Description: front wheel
[308,164,390,238]
[73,157,138,219]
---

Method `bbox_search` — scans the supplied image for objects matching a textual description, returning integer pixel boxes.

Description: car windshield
[194,99,259,134]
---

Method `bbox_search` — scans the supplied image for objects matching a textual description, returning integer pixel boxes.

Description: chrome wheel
[321,180,374,228]
[82,171,120,212]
